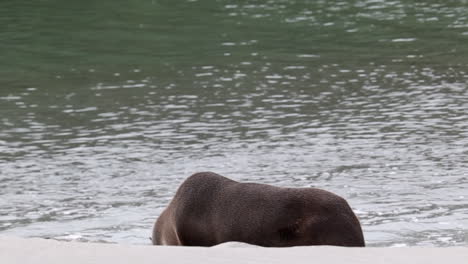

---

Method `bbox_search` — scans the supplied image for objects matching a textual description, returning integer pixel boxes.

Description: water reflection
[1,0,468,246]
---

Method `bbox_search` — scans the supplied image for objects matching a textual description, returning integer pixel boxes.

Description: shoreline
[1,236,467,264]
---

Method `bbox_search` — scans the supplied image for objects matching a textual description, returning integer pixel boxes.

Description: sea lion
[153,172,365,247]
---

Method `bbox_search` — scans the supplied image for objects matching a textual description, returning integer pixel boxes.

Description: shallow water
[1,0,468,246]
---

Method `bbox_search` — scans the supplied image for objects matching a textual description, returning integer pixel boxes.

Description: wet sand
[1,237,467,264]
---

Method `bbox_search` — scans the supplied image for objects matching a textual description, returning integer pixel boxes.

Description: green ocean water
[1,0,468,246]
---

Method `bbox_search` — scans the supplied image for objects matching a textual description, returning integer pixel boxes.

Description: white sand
[1,236,467,264]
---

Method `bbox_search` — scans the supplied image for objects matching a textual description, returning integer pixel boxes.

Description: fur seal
[153,172,365,247]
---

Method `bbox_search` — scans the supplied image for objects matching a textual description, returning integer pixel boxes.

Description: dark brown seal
[153,172,365,247]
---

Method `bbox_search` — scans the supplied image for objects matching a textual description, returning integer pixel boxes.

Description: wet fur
[153,172,365,247]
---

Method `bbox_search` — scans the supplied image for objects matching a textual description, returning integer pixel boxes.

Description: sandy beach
[1,236,467,264]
